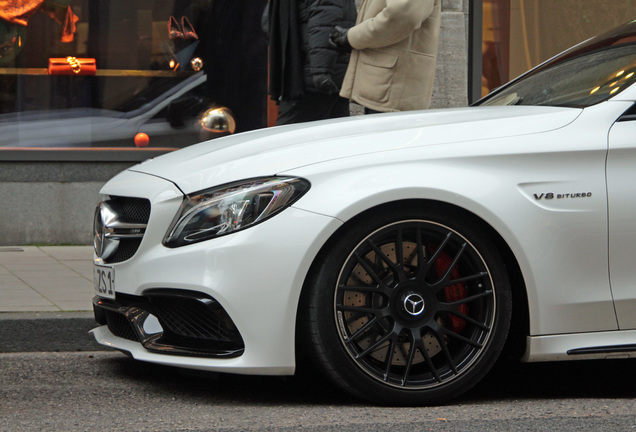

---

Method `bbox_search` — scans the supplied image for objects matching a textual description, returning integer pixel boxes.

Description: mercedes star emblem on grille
[93,200,147,261]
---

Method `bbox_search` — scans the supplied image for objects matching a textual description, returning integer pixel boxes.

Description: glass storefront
[3,1,635,155]
[0,0,268,153]
[481,0,636,97]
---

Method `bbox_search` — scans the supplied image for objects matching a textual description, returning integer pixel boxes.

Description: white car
[91,20,636,405]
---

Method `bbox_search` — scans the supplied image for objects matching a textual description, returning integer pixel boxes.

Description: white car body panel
[131,106,582,194]
[91,326,297,374]
[94,170,343,373]
[283,102,632,337]
[89,23,636,404]
[524,330,636,362]
[607,118,636,330]
[92,97,636,372]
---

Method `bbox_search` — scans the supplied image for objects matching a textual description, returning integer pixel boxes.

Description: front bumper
[93,289,244,358]
[91,169,342,375]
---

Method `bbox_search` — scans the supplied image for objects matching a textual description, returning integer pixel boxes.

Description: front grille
[108,238,143,264]
[113,196,151,223]
[103,196,151,264]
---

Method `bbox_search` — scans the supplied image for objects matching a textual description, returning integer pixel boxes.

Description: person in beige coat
[330,0,441,113]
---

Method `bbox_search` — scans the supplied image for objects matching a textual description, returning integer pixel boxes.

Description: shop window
[481,0,636,97]
[0,0,268,154]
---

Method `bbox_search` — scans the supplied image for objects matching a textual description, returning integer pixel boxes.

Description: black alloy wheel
[300,204,512,405]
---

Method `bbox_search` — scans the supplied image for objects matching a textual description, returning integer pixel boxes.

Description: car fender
[286,110,619,337]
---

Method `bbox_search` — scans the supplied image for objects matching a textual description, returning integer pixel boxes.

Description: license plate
[94,264,116,299]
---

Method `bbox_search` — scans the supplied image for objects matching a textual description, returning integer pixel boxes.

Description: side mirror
[199,106,236,134]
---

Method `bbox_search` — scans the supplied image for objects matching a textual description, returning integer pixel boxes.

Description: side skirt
[523,330,636,362]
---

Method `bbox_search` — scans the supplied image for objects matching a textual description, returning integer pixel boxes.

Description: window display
[0,0,268,152]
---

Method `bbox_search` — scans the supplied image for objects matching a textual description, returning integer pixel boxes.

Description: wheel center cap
[403,293,425,316]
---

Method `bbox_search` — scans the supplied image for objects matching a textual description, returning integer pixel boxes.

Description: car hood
[130,105,581,194]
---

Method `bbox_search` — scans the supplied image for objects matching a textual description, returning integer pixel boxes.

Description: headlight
[163,177,310,248]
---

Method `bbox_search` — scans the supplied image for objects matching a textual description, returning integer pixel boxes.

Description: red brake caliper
[431,248,469,333]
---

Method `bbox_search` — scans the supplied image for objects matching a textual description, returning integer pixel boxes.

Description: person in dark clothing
[192,0,270,133]
[267,0,357,125]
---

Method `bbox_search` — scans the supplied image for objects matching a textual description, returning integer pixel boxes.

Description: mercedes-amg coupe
[92,20,636,405]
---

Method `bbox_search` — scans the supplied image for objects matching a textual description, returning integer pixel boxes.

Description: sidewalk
[0,246,94,314]
[0,246,106,352]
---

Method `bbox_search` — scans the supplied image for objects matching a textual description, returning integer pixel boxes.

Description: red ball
[134,132,150,147]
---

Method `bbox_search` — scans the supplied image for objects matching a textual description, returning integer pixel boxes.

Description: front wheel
[299,205,512,405]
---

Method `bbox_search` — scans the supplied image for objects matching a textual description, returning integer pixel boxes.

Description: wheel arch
[295,198,529,365]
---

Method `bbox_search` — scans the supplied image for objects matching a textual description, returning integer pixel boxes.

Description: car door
[607,103,636,329]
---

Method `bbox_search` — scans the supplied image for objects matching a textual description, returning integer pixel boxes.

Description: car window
[479,20,636,108]
[481,44,636,108]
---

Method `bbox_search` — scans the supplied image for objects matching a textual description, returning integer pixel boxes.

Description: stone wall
[0,162,132,246]
[433,0,470,108]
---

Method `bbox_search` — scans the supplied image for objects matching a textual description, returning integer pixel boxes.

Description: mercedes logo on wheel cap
[403,293,425,316]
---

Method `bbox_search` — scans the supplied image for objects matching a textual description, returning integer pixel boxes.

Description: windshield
[478,19,636,108]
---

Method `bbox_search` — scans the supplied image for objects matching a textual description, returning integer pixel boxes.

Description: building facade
[1,0,634,245]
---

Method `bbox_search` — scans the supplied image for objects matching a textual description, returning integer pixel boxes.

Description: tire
[299,204,512,405]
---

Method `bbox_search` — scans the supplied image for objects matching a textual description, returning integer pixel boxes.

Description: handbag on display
[47,57,96,75]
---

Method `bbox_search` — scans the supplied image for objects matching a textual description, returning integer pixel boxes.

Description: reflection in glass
[0,0,268,150]
[481,0,636,98]
[479,21,636,108]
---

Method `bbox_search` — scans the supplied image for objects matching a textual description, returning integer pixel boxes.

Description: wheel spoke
[382,338,397,381]
[338,283,385,294]
[414,226,425,270]
[400,331,419,385]
[431,243,468,292]
[367,239,408,283]
[445,308,492,331]
[336,304,385,316]
[419,342,443,384]
[406,329,443,385]
[448,271,489,286]
[422,232,452,273]
[403,225,427,279]
[441,326,484,348]
[395,227,405,271]
[433,328,459,374]
[353,251,392,290]
[443,289,493,307]
[355,323,400,360]
[345,316,380,345]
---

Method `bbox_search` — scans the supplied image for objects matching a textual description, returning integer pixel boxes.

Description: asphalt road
[1,315,635,431]
[0,313,103,353]
[2,348,636,431]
